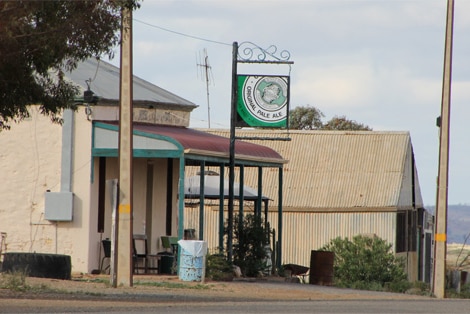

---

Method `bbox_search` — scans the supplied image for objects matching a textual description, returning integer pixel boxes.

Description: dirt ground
[0,272,429,302]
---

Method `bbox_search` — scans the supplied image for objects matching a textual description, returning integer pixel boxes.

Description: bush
[320,235,409,292]
[0,271,29,292]
[457,283,470,298]
[206,253,233,281]
[230,214,270,277]
[385,280,412,293]
[445,282,470,299]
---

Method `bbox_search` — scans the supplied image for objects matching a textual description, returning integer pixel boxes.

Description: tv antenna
[197,48,214,128]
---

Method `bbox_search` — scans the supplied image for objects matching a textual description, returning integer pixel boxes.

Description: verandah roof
[92,121,287,167]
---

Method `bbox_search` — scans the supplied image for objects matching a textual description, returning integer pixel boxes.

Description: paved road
[2,297,470,313]
[1,276,468,313]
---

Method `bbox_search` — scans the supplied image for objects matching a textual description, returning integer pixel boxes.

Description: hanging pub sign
[236,75,289,128]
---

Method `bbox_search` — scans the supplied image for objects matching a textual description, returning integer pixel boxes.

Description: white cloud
[121,0,470,205]
[294,63,375,109]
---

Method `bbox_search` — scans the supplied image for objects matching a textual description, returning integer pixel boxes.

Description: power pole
[115,5,134,287]
[197,49,213,128]
[433,0,454,299]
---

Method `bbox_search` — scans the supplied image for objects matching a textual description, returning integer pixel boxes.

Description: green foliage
[323,115,372,131]
[0,0,141,129]
[288,106,372,131]
[231,214,270,277]
[206,253,234,281]
[348,280,383,291]
[135,281,210,290]
[321,235,408,292]
[289,105,324,130]
[0,271,30,292]
[412,280,430,293]
[385,279,412,293]
[454,283,470,298]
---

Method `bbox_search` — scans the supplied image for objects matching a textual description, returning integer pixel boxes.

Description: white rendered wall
[0,107,62,255]
[0,105,184,274]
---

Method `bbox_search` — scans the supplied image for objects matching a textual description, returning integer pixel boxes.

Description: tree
[323,115,372,131]
[0,0,140,129]
[289,106,372,131]
[288,105,324,130]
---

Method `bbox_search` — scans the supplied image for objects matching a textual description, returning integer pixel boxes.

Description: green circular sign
[238,75,288,127]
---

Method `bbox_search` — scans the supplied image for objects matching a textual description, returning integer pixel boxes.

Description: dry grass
[447,243,470,271]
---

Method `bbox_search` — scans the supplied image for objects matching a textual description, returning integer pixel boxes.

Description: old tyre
[2,252,71,280]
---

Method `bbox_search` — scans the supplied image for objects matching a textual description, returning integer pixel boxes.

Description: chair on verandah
[133,234,148,274]
[161,236,178,255]
[158,236,178,274]
[100,238,111,274]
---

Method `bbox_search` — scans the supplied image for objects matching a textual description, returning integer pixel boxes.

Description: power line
[133,18,232,47]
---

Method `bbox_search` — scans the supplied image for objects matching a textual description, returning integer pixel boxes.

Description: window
[396,210,417,253]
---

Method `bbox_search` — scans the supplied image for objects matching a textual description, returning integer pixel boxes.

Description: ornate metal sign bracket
[237,41,294,65]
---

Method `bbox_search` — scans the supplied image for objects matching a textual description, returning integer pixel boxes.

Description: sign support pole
[228,42,238,262]
[227,41,292,266]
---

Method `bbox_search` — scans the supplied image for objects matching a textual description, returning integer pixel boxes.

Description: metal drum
[178,240,207,282]
[309,250,335,286]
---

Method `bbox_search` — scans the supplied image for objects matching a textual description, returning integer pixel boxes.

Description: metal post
[228,41,238,262]
[239,165,244,228]
[277,167,283,271]
[257,167,263,218]
[432,0,454,299]
[116,6,133,287]
[199,162,205,240]
[218,165,224,252]
[177,158,186,241]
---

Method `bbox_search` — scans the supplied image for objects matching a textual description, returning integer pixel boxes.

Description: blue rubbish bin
[178,240,207,282]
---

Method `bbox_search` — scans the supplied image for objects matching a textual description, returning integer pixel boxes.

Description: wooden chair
[100,239,111,274]
[133,234,148,274]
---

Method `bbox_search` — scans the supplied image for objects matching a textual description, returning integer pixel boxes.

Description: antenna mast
[197,49,213,128]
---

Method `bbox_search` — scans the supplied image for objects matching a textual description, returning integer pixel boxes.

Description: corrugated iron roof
[66,58,197,109]
[100,121,286,165]
[200,129,421,209]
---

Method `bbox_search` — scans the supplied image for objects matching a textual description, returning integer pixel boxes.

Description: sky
[105,0,470,207]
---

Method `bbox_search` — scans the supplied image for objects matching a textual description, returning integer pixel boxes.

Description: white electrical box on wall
[44,192,74,221]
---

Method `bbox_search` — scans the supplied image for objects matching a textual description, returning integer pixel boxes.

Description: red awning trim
[99,121,286,164]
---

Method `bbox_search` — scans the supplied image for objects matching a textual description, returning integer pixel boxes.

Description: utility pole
[433,0,454,299]
[115,5,134,287]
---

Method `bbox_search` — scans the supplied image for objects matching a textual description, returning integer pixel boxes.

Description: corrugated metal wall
[201,129,419,210]
[182,130,423,278]
[397,140,425,209]
[184,206,396,267]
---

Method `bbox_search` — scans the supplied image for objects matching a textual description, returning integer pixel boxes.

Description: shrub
[206,253,233,281]
[0,271,30,292]
[321,235,409,292]
[457,283,470,298]
[385,279,412,293]
[230,214,270,277]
